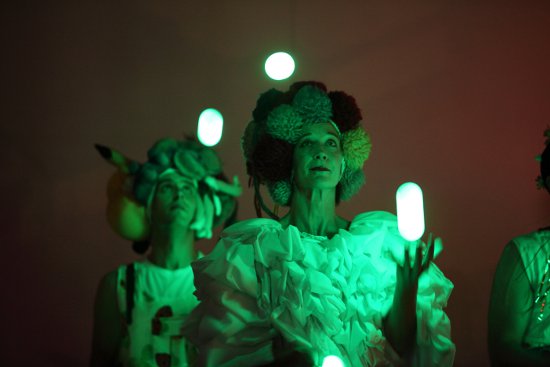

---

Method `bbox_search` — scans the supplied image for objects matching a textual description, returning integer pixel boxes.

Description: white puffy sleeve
[182,219,280,367]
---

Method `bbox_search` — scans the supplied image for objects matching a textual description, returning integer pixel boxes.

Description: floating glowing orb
[396,182,425,241]
[264,52,295,80]
[322,355,344,367]
[197,108,223,147]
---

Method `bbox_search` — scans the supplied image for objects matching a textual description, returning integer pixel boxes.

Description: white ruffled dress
[183,211,455,366]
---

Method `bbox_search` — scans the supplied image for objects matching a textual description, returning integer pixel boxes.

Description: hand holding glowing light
[396,182,425,242]
[395,182,442,261]
[384,183,441,357]
[322,355,344,367]
[395,182,439,292]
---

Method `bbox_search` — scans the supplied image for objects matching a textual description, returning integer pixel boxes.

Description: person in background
[183,81,455,366]
[488,128,550,366]
[90,137,241,367]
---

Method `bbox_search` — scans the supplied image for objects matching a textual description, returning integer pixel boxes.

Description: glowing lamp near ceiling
[322,355,345,367]
[396,182,425,241]
[265,52,295,80]
[197,108,223,147]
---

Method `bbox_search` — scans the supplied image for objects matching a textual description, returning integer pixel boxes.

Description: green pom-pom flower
[342,127,372,170]
[292,85,332,124]
[268,180,292,206]
[266,104,304,143]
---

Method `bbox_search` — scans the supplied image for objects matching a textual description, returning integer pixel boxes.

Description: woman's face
[292,122,343,191]
[150,171,197,228]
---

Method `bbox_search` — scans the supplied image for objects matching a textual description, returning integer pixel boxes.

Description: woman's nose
[314,151,328,161]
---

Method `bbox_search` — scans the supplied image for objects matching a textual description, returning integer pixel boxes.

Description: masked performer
[90,137,241,367]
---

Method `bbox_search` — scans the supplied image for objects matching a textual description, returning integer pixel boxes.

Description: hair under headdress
[242,81,371,218]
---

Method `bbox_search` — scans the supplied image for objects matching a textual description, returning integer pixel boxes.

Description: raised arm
[384,237,435,359]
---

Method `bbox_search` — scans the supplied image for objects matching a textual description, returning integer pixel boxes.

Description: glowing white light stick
[322,355,345,367]
[197,108,223,147]
[396,182,425,241]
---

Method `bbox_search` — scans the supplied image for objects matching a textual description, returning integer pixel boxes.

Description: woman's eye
[327,139,338,147]
[300,140,311,147]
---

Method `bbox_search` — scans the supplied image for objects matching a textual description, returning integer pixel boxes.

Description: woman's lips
[310,166,330,171]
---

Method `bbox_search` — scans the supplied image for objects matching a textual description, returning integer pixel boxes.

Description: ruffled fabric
[183,211,455,366]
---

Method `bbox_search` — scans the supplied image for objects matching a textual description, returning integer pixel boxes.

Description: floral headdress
[96,137,241,253]
[242,81,371,218]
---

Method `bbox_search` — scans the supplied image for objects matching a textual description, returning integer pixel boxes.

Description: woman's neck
[148,225,196,270]
[284,186,340,237]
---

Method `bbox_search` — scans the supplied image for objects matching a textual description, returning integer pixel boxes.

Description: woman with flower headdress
[183,81,455,366]
[90,137,241,367]
[488,129,550,366]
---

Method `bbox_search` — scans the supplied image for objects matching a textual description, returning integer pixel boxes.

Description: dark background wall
[3,1,550,366]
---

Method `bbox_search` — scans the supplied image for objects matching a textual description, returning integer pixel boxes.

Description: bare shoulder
[96,270,118,299]
[93,269,120,317]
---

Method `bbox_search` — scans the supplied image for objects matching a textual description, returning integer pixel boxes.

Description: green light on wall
[396,182,425,241]
[197,108,223,147]
[265,52,295,80]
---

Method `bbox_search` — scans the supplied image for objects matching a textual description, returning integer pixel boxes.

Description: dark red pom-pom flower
[253,88,284,122]
[329,91,362,133]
